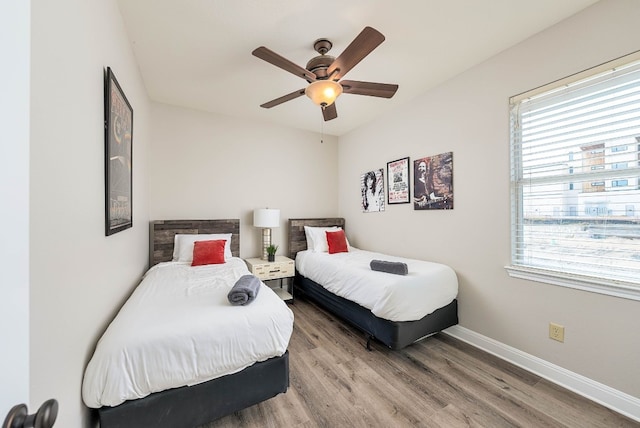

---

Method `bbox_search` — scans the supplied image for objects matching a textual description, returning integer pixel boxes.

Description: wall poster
[361,168,385,212]
[413,151,453,210]
[387,157,410,204]
[104,67,133,235]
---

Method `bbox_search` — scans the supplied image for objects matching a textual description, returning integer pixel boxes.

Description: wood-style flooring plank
[203,298,639,428]
[404,341,560,427]
[532,378,639,428]
[289,346,367,427]
[426,337,594,427]
[425,335,639,428]
[429,403,486,428]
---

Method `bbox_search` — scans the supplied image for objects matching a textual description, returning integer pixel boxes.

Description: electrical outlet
[549,323,565,342]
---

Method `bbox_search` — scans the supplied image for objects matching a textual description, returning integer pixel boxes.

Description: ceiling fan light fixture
[305,80,343,107]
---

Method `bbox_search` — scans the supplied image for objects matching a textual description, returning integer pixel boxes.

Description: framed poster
[361,168,385,213]
[387,157,410,204]
[413,151,453,210]
[104,67,133,235]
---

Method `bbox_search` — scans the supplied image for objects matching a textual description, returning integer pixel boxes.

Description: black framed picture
[387,157,410,204]
[104,67,133,235]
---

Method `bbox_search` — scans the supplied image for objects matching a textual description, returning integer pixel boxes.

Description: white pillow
[173,233,233,262]
[304,226,348,253]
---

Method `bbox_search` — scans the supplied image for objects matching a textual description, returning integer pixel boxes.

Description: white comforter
[82,258,294,408]
[296,248,458,322]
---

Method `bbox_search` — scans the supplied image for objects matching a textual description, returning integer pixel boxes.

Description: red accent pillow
[191,239,226,266]
[326,230,349,254]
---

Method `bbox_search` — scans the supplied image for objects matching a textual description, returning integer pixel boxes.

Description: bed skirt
[97,351,289,428]
[294,273,458,350]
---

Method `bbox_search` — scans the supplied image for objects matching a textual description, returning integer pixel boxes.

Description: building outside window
[507,52,640,300]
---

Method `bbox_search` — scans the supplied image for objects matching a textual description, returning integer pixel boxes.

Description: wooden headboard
[288,218,345,259]
[150,219,240,266]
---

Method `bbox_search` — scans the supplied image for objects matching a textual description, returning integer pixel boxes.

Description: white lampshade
[305,80,343,106]
[253,208,280,228]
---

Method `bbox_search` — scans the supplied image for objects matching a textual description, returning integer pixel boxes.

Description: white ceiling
[117,0,598,136]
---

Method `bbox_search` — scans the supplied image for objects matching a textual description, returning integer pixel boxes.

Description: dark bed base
[295,274,458,350]
[97,351,289,428]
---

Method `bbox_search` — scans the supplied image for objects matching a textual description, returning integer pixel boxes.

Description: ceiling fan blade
[326,27,385,81]
[260,88,306,109]
[252,47,316,82]
[340,80,398,98]
[322,103,338,121]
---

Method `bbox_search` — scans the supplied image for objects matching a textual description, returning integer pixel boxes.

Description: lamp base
[262,228,271,260]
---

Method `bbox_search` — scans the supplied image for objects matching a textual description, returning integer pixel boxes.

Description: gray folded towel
[370,259,408,275]
[228,274,261,306]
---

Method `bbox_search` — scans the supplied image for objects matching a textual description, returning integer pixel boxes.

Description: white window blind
[508,52,640,300]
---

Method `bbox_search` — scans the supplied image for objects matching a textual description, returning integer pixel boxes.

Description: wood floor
[204,297,639,428]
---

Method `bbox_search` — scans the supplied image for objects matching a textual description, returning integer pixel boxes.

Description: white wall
[149,103,339,258]
[0,0,30,417]
[30,0,150,426]
[338,0,640,398]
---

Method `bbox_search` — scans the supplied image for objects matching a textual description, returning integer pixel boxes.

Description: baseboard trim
[443,325,640,422]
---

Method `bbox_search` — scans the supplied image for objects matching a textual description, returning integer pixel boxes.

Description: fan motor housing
[306,38,335,80]
[306,55,335,80]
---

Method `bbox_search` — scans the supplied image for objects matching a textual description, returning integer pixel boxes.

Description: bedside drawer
[246,258,294,281]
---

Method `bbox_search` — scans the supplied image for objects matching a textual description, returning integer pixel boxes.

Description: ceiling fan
[252,26,399,121]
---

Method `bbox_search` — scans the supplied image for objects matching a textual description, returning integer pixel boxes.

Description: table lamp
[253,208,280,260]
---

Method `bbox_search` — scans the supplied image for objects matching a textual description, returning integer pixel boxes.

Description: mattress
[296,248,458,322]
[82,258,294,408]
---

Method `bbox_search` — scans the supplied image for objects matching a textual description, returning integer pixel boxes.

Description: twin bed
[83,220,293,428]
[83,218,458,427]
[289,218,459,350]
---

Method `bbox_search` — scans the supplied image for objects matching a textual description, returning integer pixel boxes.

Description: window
[508,52,640,301]
[611,145,628,152]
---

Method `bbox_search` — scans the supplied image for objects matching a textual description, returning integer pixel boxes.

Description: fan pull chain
[320,113,324,144]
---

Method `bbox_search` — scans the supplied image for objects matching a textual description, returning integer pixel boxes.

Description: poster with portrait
[361,168,385,212]
[387,157,410,204]
[413,152,453,210]
[105,67,133,235]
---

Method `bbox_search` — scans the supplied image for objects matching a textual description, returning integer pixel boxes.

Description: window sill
[504,265,640,302]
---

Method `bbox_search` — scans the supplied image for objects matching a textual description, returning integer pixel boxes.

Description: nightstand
[245,256,295,303]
